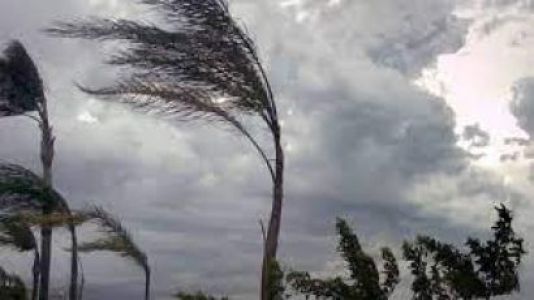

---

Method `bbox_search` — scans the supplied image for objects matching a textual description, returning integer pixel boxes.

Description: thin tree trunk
[32,248,40,300]
[38,100,54,300]
[38,99,79,300]
[261,126,284,300]
[68,224,79,300]
[145,267,151,300]
[38,227,52,300]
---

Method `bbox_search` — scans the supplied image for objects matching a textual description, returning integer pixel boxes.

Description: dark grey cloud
[511,77,534,137]
[463,124,491,148]
[0,0,529,299]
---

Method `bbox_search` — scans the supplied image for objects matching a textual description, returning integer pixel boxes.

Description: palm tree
[47,1,284,298]
[0,41,79,300]
[0,162,79,300]
[78,206,150,300]
[0,215,40,300]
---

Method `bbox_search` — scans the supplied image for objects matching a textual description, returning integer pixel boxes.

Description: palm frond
[0,266,27,299]
[0,214,36,252]
[80,206,149,273]
[46,0,276,125]
[0,163,65,213]
[0,40,44,117]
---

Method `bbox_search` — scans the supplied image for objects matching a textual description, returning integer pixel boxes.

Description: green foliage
[174,291,229,300]
[79,206,149,273]
[79,206,150,299]
[403,204,526,299]
[267,259,288,300]
[0,266,27,300]
[0,163,66,213]
[0,40,43,117]
[0,215,37,252]
[287,218,399,299]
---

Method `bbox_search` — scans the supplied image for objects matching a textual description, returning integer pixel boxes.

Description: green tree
[0,41,79,300]
[403,204,526,300]
[47,1,284,299]
[287,218,400,299]
[78,206,150,300]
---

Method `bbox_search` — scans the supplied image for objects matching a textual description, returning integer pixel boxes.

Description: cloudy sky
[1,0,534,299]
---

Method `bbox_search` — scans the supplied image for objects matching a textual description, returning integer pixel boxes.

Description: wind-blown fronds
[0,266,27,300]
[46,1,276,125]
[0,163,65,213]
[0,215,40,300]
[47,2,284,298]
[80,206,150,300]
[0,40,44,117]
[0,215,36,252]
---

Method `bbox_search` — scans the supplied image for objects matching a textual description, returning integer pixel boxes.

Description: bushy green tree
[287,218,399,300]
[403,205,525,300]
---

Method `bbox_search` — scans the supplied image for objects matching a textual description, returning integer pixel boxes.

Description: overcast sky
[1,0,534,299]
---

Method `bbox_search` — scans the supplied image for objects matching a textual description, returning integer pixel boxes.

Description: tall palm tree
[0,41,79,300]
[79,206,150,300]
[47,2,284,298]
[0,214,40,300]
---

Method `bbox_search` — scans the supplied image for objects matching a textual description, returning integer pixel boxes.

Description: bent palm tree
[0,215,40,300]
[79,206,150,300]
[47,2,284,298]
[0,162,79,300]
[0,41,78,300]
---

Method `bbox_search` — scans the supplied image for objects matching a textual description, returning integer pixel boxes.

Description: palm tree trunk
[39,100,54,300]
[68,224,79,300]
[38,227,52,300]
[145,267,151,300]
[38,99,79,300]
[261,127,284,300]
[32,248,40,300]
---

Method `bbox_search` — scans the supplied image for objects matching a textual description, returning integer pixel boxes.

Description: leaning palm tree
[47,2,284,298]
[0,41,79,300]
[0,215,40,300]
[0,161,79,300]
[78,206,150,300]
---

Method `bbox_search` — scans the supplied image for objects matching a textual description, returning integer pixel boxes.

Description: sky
[1,0,534,299]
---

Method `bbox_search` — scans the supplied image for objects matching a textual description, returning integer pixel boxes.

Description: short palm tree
[0,40,79,300]
[79,206,150,300]
[0,214,40,300]
[0,162,79,300]
[47,2,284,298]
[0,265,27,300]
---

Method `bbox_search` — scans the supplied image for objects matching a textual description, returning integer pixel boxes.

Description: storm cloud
[0,0,531,299]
